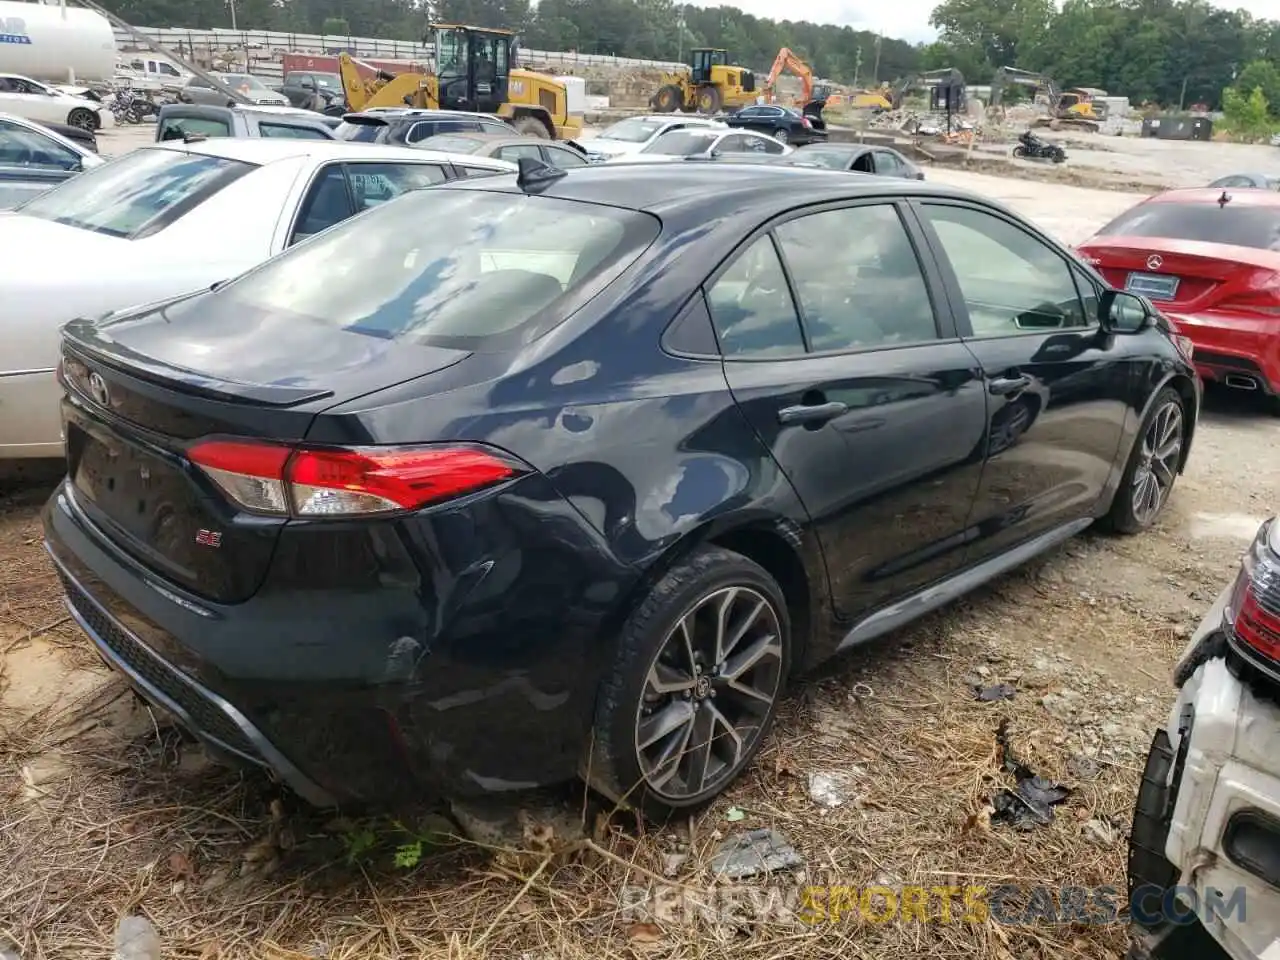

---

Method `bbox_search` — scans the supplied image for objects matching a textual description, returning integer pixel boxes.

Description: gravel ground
[2,128,1278,960]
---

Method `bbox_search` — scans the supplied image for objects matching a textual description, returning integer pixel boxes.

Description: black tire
[1012,144,1028,158]
[696,84,722,114]
[774,127,789,145]
[1103,387,1186,534]
[67,108,97,131]
[653,84,683,113]
[584,545,791,821]
[512,115,551,139]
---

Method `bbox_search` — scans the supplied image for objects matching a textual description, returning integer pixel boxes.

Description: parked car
[42,163,1199,818]
[582,114,726,161]
[778,142,924,179]
[280,70,345,114]
[617,126,790,162]
[178,72,290,108]
[0,73,112,131]
[1076,187,1280,407]
[39,119,100,153]
[156,103,339,142]
[1207,173,1280,190]
[0,138,514,460]
[335,108,513,146]
[723,104,826,146]
[415,131,589,168]
[0,112,104,209]
[1130,516,1280,960]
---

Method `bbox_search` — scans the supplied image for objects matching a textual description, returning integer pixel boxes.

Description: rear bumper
[43,473,637,806]
[1165,311,1280,395]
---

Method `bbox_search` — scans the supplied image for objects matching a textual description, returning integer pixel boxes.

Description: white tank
[0,1,117,83]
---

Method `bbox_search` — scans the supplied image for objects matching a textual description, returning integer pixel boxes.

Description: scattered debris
[1067,754,1102,780]
[0,935,20,960]
[975,682,1017,702]
[708,829,804,879]
[724,806,745,822]
[1082,818,1120,846]
[661,852,688,877]
[114,915,160,960]
[626,922,664,944]
[991,720,1073,829]
[807,769,861,808]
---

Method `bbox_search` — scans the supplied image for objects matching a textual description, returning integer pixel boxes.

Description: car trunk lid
[59,305,470,604]
[1079,236,1280,310]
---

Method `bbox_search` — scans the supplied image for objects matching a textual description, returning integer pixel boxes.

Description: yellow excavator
[338,24,583,140]
[650,48,758,114]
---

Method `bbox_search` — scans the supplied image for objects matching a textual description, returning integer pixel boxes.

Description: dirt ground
[3,132,1279,960]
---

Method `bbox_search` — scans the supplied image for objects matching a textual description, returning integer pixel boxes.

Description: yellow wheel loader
[339,24,583,140]
[650,48,758,114]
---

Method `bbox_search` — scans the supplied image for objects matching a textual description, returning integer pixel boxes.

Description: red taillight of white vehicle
[188,439,525,517]
[1225,520,1280,664]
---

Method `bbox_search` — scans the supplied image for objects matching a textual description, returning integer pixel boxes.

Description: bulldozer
[650,48,758,114]
[338,24,583,140]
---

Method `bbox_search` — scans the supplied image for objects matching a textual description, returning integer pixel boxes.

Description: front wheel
[1012,144,1028,158]
[585,546,791,821]
[67,108,97,131]
[653,84,683,113]
[1103,387,1186,534]
[696,84,722,114]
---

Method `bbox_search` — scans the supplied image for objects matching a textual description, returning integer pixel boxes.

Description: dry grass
[0,462,1239,960]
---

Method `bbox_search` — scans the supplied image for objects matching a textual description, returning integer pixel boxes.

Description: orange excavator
[763,47,819,105]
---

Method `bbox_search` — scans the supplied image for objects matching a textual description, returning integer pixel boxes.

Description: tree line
[107,0,1280,110]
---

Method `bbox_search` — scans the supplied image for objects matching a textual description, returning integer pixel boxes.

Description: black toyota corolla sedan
[45,160,1200,818]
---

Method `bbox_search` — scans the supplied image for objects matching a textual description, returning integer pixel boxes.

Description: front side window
[707,236,805,358]
[922,203,1087,335]
[16,148,252,239]
[0,119,82,170]
[292,166,353,240]
[496,143,543,162]
[776,205,938,351]
[644,131,717,155]
[198,190,659,349]
[159,63,181,77]
[158,116,232,140]
[874,150,904,175]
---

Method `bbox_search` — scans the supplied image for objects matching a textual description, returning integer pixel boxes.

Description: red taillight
[1226,520,1280,666]
[1235,587,1280,660]
[187,439,523,518]
[801,117,812,128]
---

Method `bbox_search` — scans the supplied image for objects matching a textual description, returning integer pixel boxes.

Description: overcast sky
[692,0,1280,43]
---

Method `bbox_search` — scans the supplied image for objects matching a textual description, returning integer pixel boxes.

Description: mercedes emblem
[87,371,110,407]
[1146,254,1164,270]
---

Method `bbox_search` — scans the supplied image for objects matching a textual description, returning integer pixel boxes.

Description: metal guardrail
[113,26,686,73]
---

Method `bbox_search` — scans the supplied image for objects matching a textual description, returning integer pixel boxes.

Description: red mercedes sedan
[1077,187,1280,408]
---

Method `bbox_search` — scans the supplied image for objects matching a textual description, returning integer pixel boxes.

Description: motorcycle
[107,86,158,125]
[1013,130,1066,163]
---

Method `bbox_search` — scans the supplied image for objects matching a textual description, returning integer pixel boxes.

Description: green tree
[1234,59,1280,115]
[321,17,350,35]
[929,0,1054,67]
[1221,85,1272,139]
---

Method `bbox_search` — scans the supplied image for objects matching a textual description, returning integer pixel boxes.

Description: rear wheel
[512,116,551,139]
[696,85,722,114]
[774,127,789,145]
[67,108,97,131]
[653,84,683,113]
[1104,387,1186,534]
[585,546,790,821]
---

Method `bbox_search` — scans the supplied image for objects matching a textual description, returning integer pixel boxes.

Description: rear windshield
[16,148,253,239]
[419,134,483,154]
[334,120,382,142]
[784,148,850,169]
[191,188,660,349]
[645,131,718,155]
[1097,200,1280,251]
[599,118,663,143]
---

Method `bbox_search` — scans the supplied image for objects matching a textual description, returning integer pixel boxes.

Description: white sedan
[609,127,792,163]
[0,138,515,459]
[0,73,112,131]
[583,115,726,161]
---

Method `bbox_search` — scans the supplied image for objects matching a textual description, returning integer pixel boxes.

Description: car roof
[146,137,517,169]
[450,159,974,218]
[1146,187,1280,207]
[343,108,508,124]
[161,102,319,118]
[425,132,569,147]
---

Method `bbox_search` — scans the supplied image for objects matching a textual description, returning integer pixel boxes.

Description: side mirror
[1099,289,1154,334]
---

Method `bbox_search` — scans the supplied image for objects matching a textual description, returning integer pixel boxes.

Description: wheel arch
[1165,372,1198,473]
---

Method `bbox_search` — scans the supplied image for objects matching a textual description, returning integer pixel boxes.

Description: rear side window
[258,122,330,140]
[545,145,587,169]
[707,236,805,357]
[460,164,503,178]
[207,189,660,350]
[496,143,543,162]
[158,116,232,140]
[1097,200,1280,251]
[418,134,482,154]
[345,162,446,208]
[17,148,253,239]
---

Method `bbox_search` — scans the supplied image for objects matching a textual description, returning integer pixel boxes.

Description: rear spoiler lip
[61,317,335,409]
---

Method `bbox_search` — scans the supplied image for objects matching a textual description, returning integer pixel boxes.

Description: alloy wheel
[634,586,783,799]
[1131,400,1183,525]
[775,129,788,144]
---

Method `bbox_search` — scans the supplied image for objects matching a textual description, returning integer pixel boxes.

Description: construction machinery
[338,24,582,140]
[649,48,758,114]
[989,66,1103,132]
[890,68,967,112]
[761,47,820,105]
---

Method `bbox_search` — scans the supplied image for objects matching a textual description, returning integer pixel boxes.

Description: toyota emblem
[1146,254,1164,270]
[87,371,110,407]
